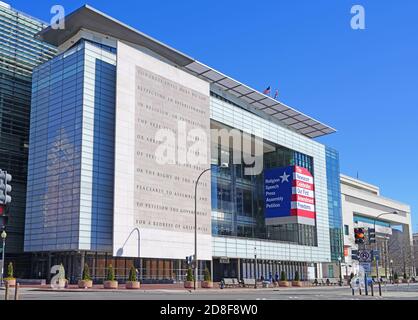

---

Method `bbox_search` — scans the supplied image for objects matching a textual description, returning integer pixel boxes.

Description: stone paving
[1,282,417,300]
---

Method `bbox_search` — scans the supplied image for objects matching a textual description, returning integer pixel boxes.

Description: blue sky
[8,0,418,231]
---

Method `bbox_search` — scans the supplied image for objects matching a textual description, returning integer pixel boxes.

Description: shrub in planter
[184,267,194,289]
[292,271,303,287]
[279,271,290,287]
[201,268,213,288]
[78,263,93,288]
[402,273,409,283]
[126,266,140,289]
[393,272,400,284]
[104,264,118,289]
[4,262,16,287]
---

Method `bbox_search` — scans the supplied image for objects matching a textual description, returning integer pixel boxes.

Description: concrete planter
[201,281,213,288]
[279,281,291,287]
[78,280,93,288]
[4,279,16,287]
[394,279,401,284]
[126,281,140,289]
[184,281,194,289]
[292,281,303,287]
[402,279,409,284]
[104,280,118,289]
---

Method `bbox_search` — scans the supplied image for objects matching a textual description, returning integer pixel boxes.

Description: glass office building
[0,1,56,275]
[321,147,344,278]
[325,147,343,262]
[25,5,343,283]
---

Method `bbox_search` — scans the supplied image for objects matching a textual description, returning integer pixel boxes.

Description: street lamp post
[1,230,7,287]
[338,256,343,286]
[390,259,394,284]
[373,211,398,296]
[194,163,228,290]
[254,247,257,289]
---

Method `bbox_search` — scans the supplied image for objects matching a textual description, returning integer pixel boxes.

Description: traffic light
[0,215,8,229]
[0,170,12,205]
[354,227,365,244]
[368,228,376,243]
[0,205,8,229]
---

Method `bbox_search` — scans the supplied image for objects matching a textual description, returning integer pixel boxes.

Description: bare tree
[387,229,415,278]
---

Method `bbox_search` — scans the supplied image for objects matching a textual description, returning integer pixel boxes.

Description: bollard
[370,282,374,296]
[352,288,355,296]
[4,282,9,300]
[14,283,19,300]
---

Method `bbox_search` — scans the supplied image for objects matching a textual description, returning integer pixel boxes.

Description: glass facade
[325,147,343,262]
[353,214,391,227]
[78,41,116,252]
[25,40,116,252]
[0,3,56,254]
[210,121,317,246]
[210,92,331,264]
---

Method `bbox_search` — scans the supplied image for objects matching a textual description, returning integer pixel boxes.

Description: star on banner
[280,171,290,183]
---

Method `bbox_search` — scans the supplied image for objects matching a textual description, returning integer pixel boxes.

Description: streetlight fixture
[1,230,7,287]
[373,211,398,295]
[337,256,343,286]
[194,162,228,290]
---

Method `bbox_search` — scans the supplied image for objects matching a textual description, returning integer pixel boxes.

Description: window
[344,225,349,236]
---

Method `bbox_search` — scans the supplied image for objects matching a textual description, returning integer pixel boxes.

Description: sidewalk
[4,282,416,292]
[6,283,348,292]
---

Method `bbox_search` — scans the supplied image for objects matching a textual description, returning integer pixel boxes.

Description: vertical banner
[264,166,293,218]
[291,166,316,219]
[264,165,316,225]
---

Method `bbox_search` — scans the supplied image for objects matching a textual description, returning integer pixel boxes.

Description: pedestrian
[136,268,140,281]
[269,271,272,283]
[275,271,279,282]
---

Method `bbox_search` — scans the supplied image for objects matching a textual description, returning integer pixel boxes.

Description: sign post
[358,249,372,296]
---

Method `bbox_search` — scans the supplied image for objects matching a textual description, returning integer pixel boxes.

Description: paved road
[3,283,418,300]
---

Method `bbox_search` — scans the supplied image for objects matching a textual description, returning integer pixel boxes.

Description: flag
[263,86,271,95]
[274,89,279,100]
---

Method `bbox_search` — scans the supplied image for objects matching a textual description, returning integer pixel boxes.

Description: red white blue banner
[264,165,316,222]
